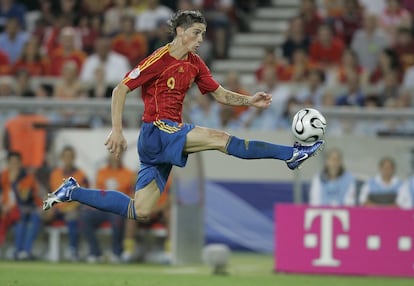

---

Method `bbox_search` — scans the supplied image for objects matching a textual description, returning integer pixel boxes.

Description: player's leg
[184,126,324,169]
[43,179,160,221]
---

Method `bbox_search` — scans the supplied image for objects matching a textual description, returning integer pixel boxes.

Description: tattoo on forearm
[224,92,249,106]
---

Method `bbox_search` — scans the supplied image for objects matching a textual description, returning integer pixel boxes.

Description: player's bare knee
[135,206,151,220]
[208,130,230,151]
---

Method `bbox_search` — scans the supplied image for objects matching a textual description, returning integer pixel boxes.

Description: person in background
[13,37,49,76]
[111,14,148,67]
[359,157,402,206]
[335,70,366,107]
[309,148,356,206]
[396,173,414,209]
[80,36,130,85]
[309,23,345,67]
[332,0,363,45]
[255,47,287,83]
[48,26,86,77]
[0,151,42,260]
[379,0,411,44]
[0,0,26,32]
[81,151,135,263]
[53,60,87,100]
[14,69,35,97]
[298,0,322,39]
[0,17,28,64]
[281,16,310,63]
[46,146,89,261]
[351,13,389,73]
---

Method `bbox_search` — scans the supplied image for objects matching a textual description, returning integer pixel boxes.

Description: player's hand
[104,130,128,158]
[250,92,272,109]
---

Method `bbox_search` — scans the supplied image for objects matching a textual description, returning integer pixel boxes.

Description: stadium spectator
[135,0,173,37]
[57,0,80,27]
[0,151,42,260]
[0,75,14,97]
[80,36,130,85]
[81,151,135,263]
[81,0,112,16]
[3,112,50,170]
[189,93,221,129]
[13,37,50,76]
[104,0,131,36]
[48,27,86,76]
[14,69,35,97]
[369,48,401,86]
[332,0,363,45]
[309,23,345,67]
[379,0,411,44]
[295,68,326,107]
[298,0,323,39]
[0,0,26,32]
[378,69,409,107]
[309,148,356,206]
[359,157,402,206]
[0,17,28,64]
[0,48,10,75]
[46,146,89,261]
[88,65,113,99]
[393,27,414,73]
[333,48,367,86]
[77,15,102,55]
[283,48,316,83]
[396,174,414,209]
[351,13,389,73]
[335,70,365,106]
[52,60,87,100]
[194,0,234,58]
[112,14,148,67]
[281,16,311,63]
[255,47,287,83]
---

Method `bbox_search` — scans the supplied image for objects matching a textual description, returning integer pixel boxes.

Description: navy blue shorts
[135,119,195,193]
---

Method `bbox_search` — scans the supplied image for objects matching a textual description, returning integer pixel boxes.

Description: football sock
[71,188,137,220]
[226,136,293,161]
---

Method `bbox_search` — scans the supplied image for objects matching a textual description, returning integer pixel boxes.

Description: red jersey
[122,45,219,123]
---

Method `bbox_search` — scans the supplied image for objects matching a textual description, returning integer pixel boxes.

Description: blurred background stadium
[0,0,414,285]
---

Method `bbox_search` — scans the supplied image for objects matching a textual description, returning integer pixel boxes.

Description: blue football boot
[42,177,79,211]
[286,140,324,170]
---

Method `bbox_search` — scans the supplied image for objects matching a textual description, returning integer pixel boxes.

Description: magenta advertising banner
[275,204,414,277]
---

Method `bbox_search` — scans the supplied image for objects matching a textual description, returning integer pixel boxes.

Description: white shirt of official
[309,175,356,207]
[358,175,400,205]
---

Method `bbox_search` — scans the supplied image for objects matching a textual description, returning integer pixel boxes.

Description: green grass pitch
[0,253,412,286]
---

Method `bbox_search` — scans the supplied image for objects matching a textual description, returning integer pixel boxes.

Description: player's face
[181,23,206,53]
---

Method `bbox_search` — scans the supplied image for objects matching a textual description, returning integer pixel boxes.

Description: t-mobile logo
[304,209,350,267]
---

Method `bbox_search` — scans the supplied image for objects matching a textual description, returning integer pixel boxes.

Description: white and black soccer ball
[291,108,327,143]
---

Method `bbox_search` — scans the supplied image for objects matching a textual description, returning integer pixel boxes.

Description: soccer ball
[291,108,327,143]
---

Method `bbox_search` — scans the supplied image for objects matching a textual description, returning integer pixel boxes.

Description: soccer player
[43,11,324,222]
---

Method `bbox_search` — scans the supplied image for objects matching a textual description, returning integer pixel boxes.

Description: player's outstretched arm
[104,83,130,158]
[211,86,272,108]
